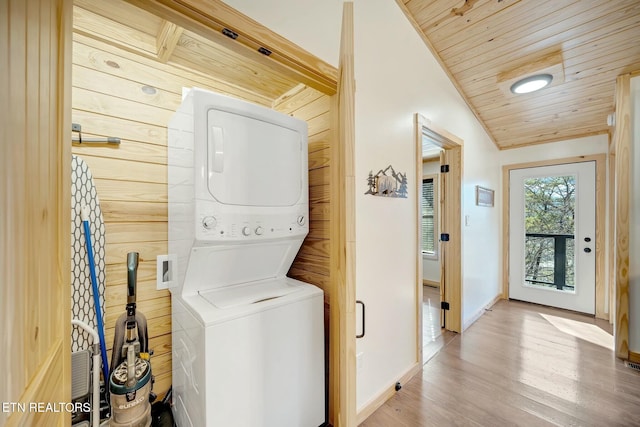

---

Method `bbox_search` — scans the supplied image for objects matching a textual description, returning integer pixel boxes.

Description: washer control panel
[196,211,307,241]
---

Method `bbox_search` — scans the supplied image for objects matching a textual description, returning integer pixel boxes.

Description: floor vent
[624,361,640,372]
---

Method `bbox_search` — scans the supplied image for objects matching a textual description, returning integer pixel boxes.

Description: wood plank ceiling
[399,0,640,149]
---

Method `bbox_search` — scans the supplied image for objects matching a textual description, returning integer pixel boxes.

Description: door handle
[584,247,592,253]
[356,300,365,338]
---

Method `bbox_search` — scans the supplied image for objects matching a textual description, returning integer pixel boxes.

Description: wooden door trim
[330,4,356,426]
[415,113,463,366]
[501,154,607,319]
[612,74,631,359]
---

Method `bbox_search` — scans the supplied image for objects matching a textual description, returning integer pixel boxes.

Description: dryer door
[207,108,304,207]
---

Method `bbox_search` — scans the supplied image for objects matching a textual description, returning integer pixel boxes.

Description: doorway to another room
[415,114,462,365]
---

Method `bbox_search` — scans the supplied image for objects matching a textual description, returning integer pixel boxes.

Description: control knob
[242,226,252,236]
[255,226,264,235]
[297,215,306,226]
[202,216,217,229]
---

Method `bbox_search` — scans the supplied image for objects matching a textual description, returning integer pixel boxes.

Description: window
[422,177,437,257]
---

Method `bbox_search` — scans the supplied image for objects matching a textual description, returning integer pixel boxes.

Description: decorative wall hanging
[365,165,408,198]
[476,185,495,207]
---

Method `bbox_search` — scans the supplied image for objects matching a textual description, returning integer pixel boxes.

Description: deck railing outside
[525,233,575,291]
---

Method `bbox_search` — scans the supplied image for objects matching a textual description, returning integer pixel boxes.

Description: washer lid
[199,278,302,309]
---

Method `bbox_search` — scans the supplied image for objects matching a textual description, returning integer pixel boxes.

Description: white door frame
[502,154,607,319]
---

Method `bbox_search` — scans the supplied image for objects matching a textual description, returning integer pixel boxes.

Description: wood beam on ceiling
[125,0,337,95]
[156,20,184,63]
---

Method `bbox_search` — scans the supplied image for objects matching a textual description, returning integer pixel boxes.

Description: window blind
[422,178,435,253]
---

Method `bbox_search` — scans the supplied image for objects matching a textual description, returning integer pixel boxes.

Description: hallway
[361,300,640,426]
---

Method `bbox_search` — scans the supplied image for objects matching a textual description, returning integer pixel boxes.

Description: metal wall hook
[72,123,121,145]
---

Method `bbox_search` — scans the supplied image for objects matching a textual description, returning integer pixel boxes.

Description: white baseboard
[463,294,502,331]
[356,362,421,425]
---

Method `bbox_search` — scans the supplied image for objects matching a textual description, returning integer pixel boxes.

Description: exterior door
[509,161,596,314]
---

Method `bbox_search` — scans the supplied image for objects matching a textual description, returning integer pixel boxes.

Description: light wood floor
[361,299,640,426]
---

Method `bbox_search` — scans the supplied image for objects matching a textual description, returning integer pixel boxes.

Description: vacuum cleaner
[109,252,155,427]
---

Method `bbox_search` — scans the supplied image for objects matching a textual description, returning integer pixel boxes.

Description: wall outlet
[357,352,364,372]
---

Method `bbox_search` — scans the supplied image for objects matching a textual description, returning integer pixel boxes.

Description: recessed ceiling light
[510,74,553,94]
[141,85,157,95]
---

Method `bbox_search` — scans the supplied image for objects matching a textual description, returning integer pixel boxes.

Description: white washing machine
[168,88,325,427]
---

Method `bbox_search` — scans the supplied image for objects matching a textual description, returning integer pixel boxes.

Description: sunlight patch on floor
[539,313,614,350]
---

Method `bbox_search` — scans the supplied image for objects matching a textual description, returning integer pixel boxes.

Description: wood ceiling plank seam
[438,0,617,75]
[466,75,613,106]
[395,0,500,148]
[479,95,614,121]
[453,21,640,83]
[500,128,610,149]
[492,120,608,138]
[404,0,468,32]
[73,7,158,57]
[421,0,522,43]
[486,112,611,135]
[500,129,610,150]
[453,18,640,85]
[74,0,162,36]
[465,49,640,93]
[467,64,630,105]
[484,104,613,127]
[72,35,274,106]
[437,0,629,68]
[448,10,640,77]
[169,49,294,100]
[443,0,636,61]
[428,0,574,52]
[174,31,299,96]
[565,57,640,86]
[475,90,613,117]
[464,69,615,100]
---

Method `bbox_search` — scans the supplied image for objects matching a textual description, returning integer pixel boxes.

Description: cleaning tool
[81,204,110,386]
[71,319,101,427]
[109,252,154,427]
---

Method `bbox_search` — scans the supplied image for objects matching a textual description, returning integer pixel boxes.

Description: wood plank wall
[275,87,332,300]
[71,31,331,398]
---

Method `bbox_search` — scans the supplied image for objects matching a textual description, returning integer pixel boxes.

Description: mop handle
[81,205,110,383]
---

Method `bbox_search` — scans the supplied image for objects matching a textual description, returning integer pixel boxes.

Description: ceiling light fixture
[510,74,553,94]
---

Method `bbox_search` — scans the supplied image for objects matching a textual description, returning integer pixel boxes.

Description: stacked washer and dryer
[168,88,325,427]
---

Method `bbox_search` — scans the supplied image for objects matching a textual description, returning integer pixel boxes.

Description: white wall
[353,0,500,410]
[422,160,440,284]
[221,0,502,412]
[630,76,640,353]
